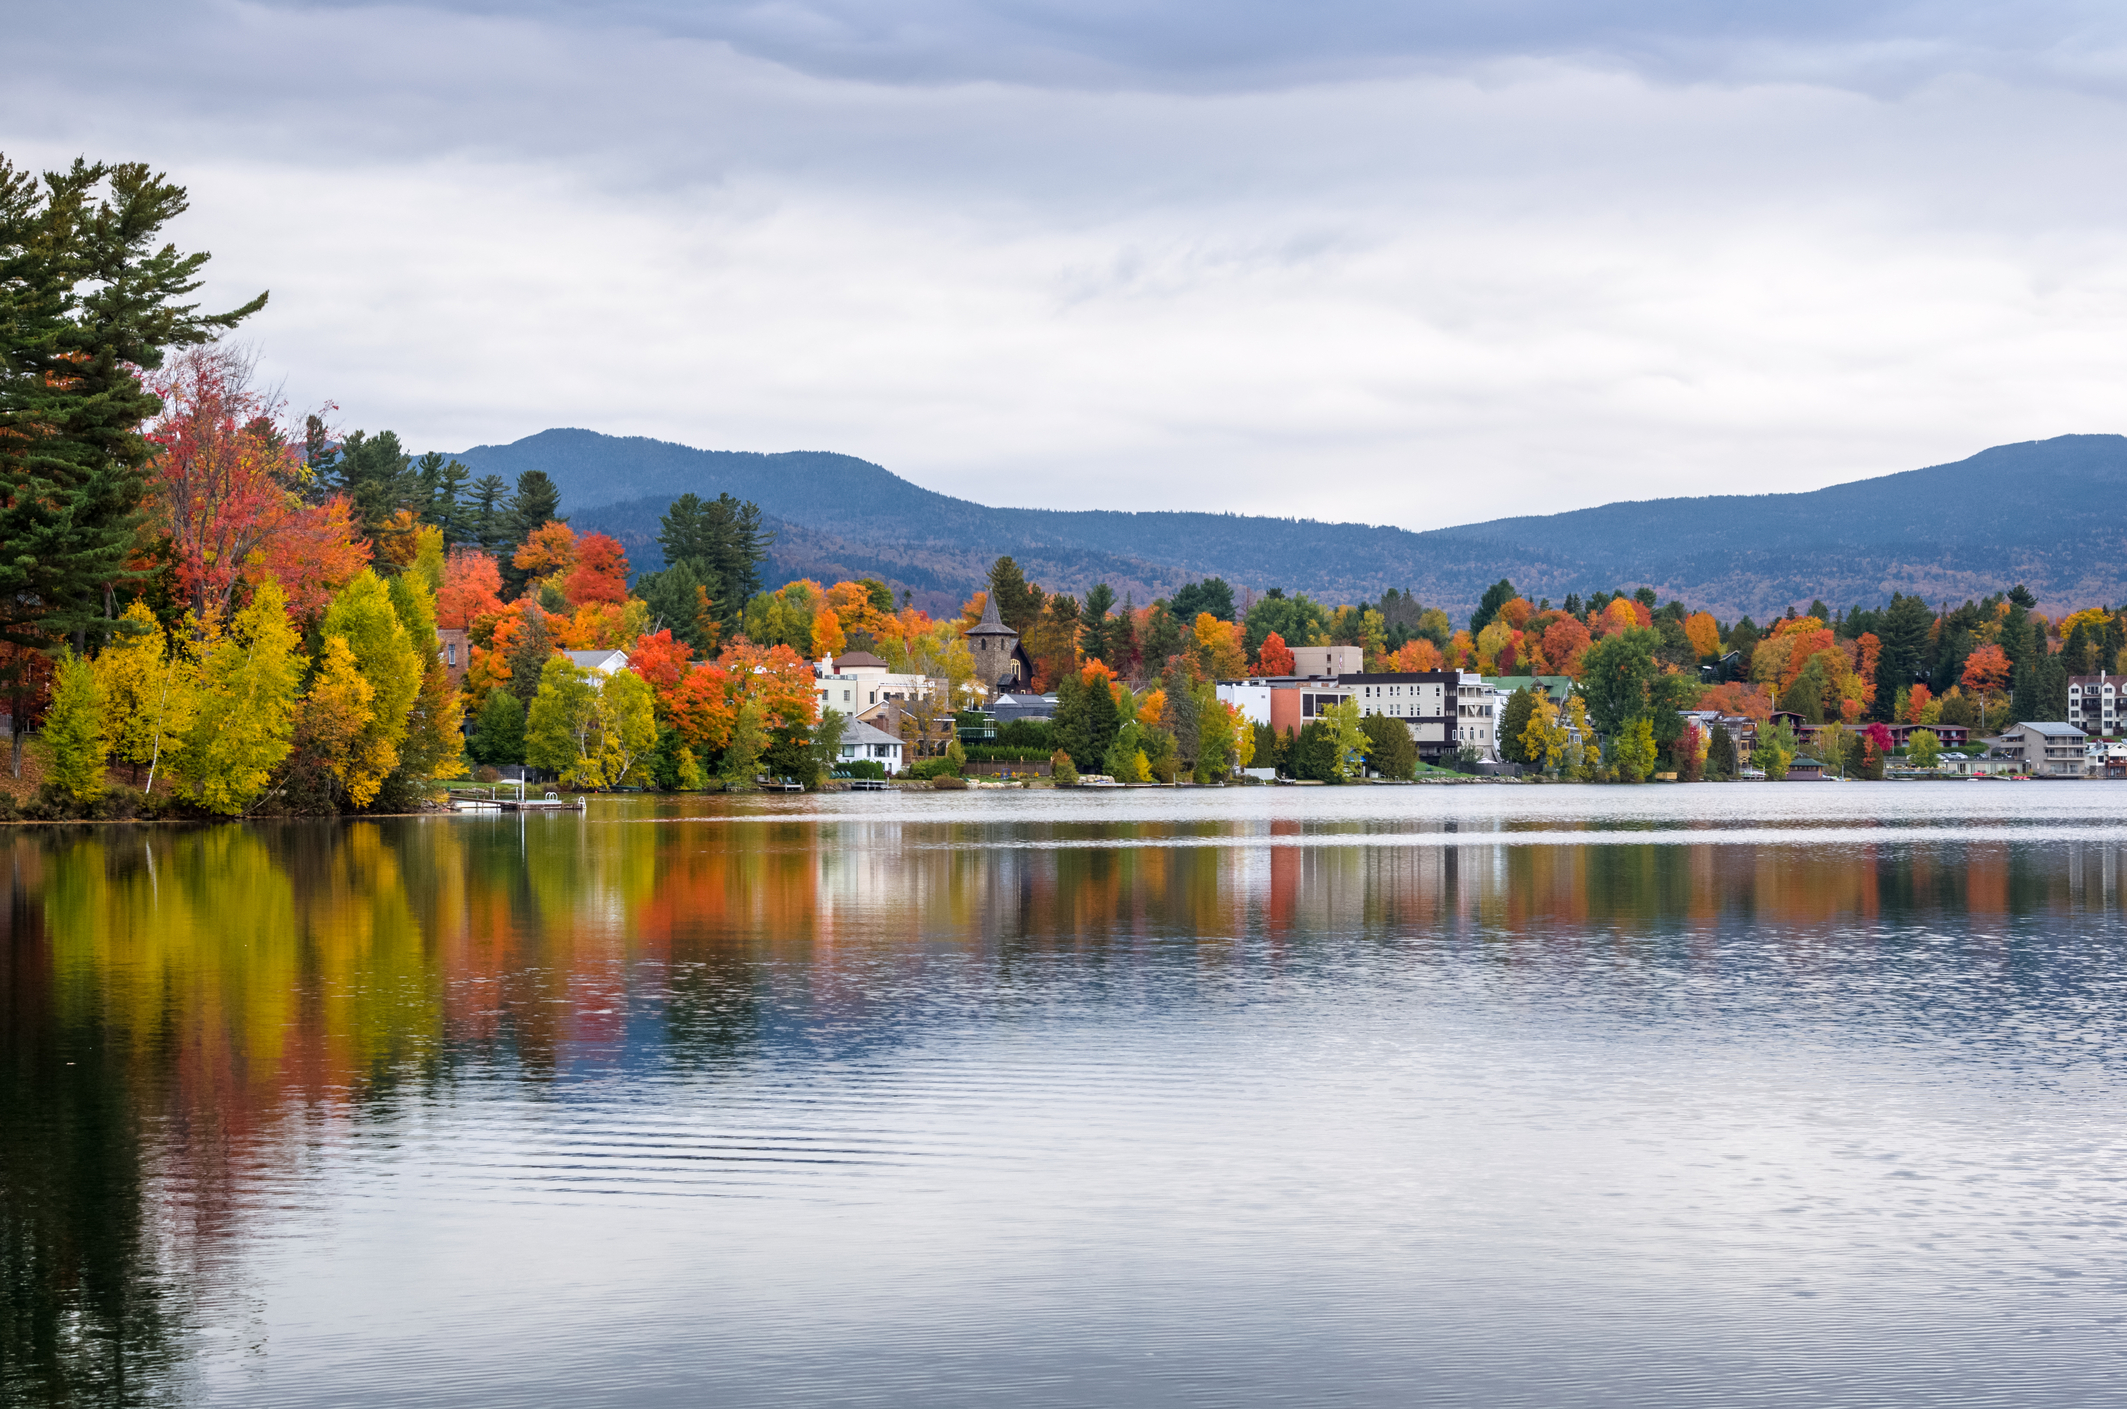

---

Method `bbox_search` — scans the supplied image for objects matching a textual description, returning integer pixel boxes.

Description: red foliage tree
[144,346,309,617]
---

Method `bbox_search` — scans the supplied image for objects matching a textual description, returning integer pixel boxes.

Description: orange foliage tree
[1256,632,1297,675]
[1385,638,1443,672]
[1696,682,1774,721]
[144,346,367,624]
[437,548,505,629]
[254,497,370,628]
[1902,683,1934,723]
[563,531,629,606]
[1543,616,1593,678]
[513,521,576,591]
[1962,643,2011,695]
[1684,612,1721,659]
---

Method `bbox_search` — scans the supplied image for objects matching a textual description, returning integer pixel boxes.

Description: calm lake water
[8,784,2127,1407]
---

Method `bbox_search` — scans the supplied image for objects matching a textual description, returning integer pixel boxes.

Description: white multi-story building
[815,651,938,716]
[2069,674,2122,737]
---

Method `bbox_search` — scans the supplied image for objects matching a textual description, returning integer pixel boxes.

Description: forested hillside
[450,429,2127,619]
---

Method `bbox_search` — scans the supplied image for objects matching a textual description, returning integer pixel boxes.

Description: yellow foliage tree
[172,579,302,815]
[302,636,388,806]
[320,571,422,806]
[92,601,197,792]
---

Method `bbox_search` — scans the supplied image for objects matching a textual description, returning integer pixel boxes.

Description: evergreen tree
[508,469,563,543]
[325,429,416,534]
[1,157,265,660]
[1470,579,1516,634]
[1874,593,1933,719]
[1499,687,1537,765]
[653,492,769,630]
[470,689,526,765]
[2040,651,2069,721]
[637,559,717,654]
[1359,712,1416,779]
[1170,578,1236,623]
[986,556,1046,634]
[413,452,475,545]
[506,608,552,704]
[1708,724,1736,779]
[1081,582,1116,663]
[469,474,512,552]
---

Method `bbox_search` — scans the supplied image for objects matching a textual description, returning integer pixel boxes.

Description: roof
[563,649,628,672]
[834,651,889,670]
[841,719,903,748]
[2019,721,2087,736]
[965,591,1016,637]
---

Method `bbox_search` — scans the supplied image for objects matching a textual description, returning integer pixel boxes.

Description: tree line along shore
[3,156,2109,817]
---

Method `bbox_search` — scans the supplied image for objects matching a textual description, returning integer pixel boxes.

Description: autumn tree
[42,651,107,801]
[387,571,466,796]
[438,547,506,629]
[318,571,421,806]
[1255,632,1297,676]
[526,655,602,786]
[564,531,629,606]
[91,599,193,790]
[171,578,301,814]
[293,636,383,807]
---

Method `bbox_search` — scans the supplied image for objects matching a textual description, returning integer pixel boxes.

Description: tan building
[1988,721,2088,776]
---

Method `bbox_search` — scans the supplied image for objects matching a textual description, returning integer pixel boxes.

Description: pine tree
[1,157,265,662]
[1081,583,1116,663]
[1470,579,1516,634]
[469,474,512,552]
[509,470,563,541]
[507,607,552,703]
[986,557,1046,633]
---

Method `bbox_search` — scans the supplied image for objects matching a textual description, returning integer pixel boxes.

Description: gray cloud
[266,0,2127,92]
[8,0,2127,529]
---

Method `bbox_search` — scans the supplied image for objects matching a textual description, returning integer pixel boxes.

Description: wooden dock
[450,792,585,813]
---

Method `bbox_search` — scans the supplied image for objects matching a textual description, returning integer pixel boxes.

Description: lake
[7,783,2127,1406]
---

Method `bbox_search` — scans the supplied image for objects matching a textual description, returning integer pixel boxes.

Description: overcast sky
[11,1,2127,527]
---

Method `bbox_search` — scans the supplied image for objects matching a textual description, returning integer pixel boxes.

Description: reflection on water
[7,786,2127,1406]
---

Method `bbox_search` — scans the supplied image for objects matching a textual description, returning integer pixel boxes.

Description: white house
[563,649,629,676]
[838,718,905,773]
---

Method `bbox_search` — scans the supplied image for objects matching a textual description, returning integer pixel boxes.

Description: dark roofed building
[964,592,1032,689]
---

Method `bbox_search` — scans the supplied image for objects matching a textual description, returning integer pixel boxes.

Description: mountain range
[447,429,2127,622]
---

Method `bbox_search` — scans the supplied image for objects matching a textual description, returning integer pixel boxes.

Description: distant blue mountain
[449,428,2127,620]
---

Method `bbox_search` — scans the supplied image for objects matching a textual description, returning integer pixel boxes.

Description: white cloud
[9,2,2127,527]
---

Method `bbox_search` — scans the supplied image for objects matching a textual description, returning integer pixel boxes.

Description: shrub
[908,757,960,780]
[1051,748,1078,787]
